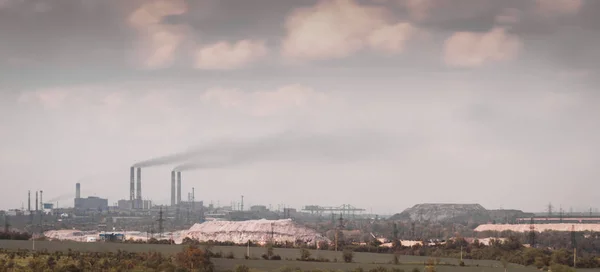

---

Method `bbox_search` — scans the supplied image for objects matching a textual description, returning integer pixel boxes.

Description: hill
[390,203,531,223]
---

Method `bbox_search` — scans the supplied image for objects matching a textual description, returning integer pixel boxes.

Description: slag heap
[184,219,329,245]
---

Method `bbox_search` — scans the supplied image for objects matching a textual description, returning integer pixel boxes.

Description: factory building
[178,200,203,212]
[75,197,108,211]
[74,182,108,211]
[117,199,152,210]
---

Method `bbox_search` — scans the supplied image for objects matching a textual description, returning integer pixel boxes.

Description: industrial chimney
[171,171,176,206]
[35,191,38,212]
[177,172,181,206]
[130,167,135,207]
[40,190,43,211]
[75,183,81,199]
[27,191,31,212]
[136,168,142,209]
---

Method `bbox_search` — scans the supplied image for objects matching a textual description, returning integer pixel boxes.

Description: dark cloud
[0,0,135,72]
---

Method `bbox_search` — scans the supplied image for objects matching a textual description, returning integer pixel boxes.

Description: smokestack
[171,171,176,206]
[28,191,31,212]
[40,190,43,211]
[192,187,195,211]
[136,167,142,209]
[130,167,135,203]
[35,191,38,212]
[177,172,181,205]
[75,183,81,199]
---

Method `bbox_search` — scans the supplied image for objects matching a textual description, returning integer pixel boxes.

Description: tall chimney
[136,167,142,209]
[130,167,135,205]
[40,190,43,211]
[28,191,31,212]
[177,172,182,206]
[75,183,81,199]
[171,171,176,206]
[192,187,195,211]
[35,191,38,212]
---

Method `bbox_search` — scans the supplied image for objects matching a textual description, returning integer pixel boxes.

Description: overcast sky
[1,0,599,214]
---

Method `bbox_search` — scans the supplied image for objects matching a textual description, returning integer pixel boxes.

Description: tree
[299,248,311,261]
[343,249,354,263]
[175,245,213,272]
[551,249,570,266]
[266,243,274,258]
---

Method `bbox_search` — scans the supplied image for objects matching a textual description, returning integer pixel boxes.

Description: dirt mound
[184,219,329,245]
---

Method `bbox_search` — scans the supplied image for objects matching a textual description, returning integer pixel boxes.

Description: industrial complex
[2,161,599,249]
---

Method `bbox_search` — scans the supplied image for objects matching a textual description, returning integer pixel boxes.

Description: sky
[0,0,599,214]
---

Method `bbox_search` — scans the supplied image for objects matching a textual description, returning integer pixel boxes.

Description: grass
[0,240,539,272]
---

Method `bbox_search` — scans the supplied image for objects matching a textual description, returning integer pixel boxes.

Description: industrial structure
[302,204,366,216]
[74,183,108,211]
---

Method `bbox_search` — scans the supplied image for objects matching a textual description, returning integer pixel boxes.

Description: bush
[235,265,250,272]
[299,248,311,261]
[225,251,235,259]
[550,264,576,272]
[412,268,420,272]
[459,261,465,267]
[271,255,282,260]
[343,249,354,263]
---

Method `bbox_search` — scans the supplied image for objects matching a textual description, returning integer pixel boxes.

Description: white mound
[475,223,600,233]
[44,230,98,242]
[184,219,329,245]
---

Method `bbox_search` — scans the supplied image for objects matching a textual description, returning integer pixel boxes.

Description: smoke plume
[171,129,395,172]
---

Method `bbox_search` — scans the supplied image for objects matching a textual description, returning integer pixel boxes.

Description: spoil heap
[184,219,329,245]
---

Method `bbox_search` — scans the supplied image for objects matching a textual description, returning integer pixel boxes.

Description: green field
[0,240,540,272]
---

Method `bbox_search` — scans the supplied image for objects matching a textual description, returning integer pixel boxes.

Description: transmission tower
[157,207,165,238]
[335,213,345,252]
[529,217,536,248]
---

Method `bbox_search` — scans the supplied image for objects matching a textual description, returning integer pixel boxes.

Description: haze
[0,0,598,213]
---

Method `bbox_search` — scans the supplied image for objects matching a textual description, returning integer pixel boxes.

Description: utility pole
[571,225,577,268]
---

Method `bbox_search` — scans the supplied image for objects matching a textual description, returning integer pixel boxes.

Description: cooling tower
[130,167,135,202]
[136,167,142,209]
[171,171,176,206]
[177,171,181,205]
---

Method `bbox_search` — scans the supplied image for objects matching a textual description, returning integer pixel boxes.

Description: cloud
[18,89,70,110]
[402,0,434,20]
[128,0,188,69]
[281,0,418,61]
[200,84,330,117]
[443,27,522,68]
[367,22,417,53]
[535,0,582,17]
[194,40,268,70]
